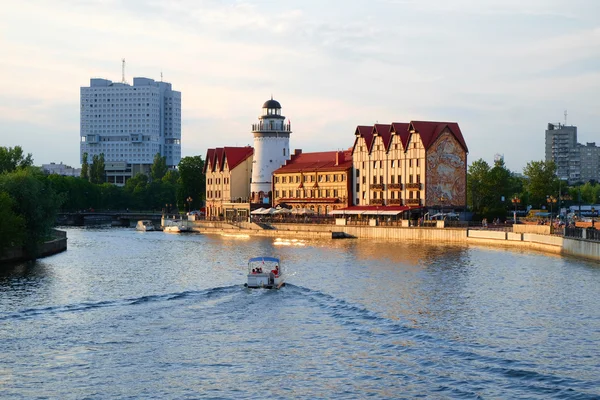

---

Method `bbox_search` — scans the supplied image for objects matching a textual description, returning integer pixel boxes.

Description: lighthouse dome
[262,99,281,109]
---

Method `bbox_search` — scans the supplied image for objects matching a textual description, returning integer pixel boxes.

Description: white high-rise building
[250,98,292,203]
[80,77,181,185]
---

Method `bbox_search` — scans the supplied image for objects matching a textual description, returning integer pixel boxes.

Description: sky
[1,0,599,173]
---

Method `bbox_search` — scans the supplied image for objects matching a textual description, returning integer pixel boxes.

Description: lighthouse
[250,97,292,204]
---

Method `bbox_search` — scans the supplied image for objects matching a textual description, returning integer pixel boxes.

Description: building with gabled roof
[352,120,467,213]
[204,146,253,220]
[272,149,353,215]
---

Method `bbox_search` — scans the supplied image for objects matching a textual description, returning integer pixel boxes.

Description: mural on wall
[426,130,467,207]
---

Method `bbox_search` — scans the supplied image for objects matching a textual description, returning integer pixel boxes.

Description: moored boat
[136,220,155,231]
[245,256,285,289]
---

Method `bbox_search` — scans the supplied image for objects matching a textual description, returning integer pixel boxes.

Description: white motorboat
[162,220,190,233]
[245,256,285,289]
[136,220,155,231]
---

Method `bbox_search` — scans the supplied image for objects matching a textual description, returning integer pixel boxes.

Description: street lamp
[439,195,447,218]
[546,195,557,220]
[511,196,520,223]
[186,196,193,213]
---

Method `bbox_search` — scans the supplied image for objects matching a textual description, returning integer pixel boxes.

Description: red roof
[203,148,215,173]
[223,146,253,170]
[390,122,410,150]
[409,121,468,152]
[273,150,353,174]
[204,146,253,173]
[353,125,375,154]
[373,124,393,152]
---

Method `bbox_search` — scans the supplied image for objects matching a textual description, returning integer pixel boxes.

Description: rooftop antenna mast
[121,58,127,84]
[160,71,163,82]
[564,110,568,125]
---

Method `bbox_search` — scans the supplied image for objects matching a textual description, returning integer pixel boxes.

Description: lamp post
[439,195,447,218]
[511,196,520,224]
[547,195,557,221]
[186,196,193,214]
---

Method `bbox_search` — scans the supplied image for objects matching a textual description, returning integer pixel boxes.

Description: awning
[330,205,412,216]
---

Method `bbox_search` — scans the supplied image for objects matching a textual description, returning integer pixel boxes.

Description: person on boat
[271,265,280,277]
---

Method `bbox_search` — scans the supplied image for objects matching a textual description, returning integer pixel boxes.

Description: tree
[151,153,168,181]
[467,159,491,213]
[0,146,33,174]
[0,167,64,257]
[0,191,25,257]
[523,160,558,208]
[81,152,89,181]
[178,156,205,211]
[90,153,105,184]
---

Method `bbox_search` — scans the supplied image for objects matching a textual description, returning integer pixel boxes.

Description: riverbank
[0,229,67,264]
[188,220,600,262]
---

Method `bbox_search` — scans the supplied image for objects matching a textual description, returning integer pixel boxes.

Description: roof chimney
[336,151,344,166]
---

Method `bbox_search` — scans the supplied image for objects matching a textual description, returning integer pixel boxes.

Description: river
[1,226,599,399]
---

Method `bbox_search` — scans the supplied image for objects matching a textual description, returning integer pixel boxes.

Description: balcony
[371,184,384,191]
[370,199,384,205]
[406,199,421,206]
[387,183,402,190]
[406,183,421,190]
[387,199,402,205]
[251,122,292,133]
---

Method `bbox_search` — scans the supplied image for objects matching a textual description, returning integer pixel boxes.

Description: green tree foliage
[467,158,523,220]
[178,156,205,210]
[90,153,105,184]
[0,168,64,257]
[523,160,558,208]
[0,146,33,174]
[0,191,26,256]
[151,153,168,181]
[81,152,89,181]
[162,169,180,185]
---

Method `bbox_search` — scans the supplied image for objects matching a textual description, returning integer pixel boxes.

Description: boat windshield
[248,257,281,274]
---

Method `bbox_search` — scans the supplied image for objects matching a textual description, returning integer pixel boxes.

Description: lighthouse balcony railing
[252,123,292,132]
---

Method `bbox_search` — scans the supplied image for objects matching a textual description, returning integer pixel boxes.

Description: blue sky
[1,0,599,173]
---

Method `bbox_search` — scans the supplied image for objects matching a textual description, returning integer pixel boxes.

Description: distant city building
[545,123,600,184]
[578,142,600,183]
[352,121,468,211]
[41,162,81,177]
[80,76,181,185]
[204,146,254,220]
[250,98,292,204]
[545,123,579,183]
[272,149,353,214]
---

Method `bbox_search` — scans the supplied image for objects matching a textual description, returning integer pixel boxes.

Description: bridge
[56,211,167,227]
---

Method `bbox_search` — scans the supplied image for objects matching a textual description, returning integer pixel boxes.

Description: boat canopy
[248,256,280,263]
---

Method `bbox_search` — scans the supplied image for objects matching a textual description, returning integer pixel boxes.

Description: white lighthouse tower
[250,97,292,204]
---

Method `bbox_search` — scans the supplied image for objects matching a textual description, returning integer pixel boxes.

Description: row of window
[358,174,420,185]
[207,178,230,185]
[276,189,342,198]
[274,174,346,184]
[361,191,420,199]
[357,159,420,170]
[357,142,420,153]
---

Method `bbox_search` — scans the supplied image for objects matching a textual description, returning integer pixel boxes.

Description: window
[274,176,279,183]
[356,183,360,192]
[391,175,395,184]
[362,162,365,169]
[373,176,377,184]
[409,159,412,167]
[416,159,420,167]
[416,175,420,183]
[362,191,366,199]
[296,176,300,183]
[275,190,279,198]
[325,175,329,182]
[373,161,377,169]
[379,176,384,184]
[409,175,413,183]
[355,169,359,177]
[362,176,366,184]
[379,160,382,168]
[391,160,395,168]
[283,148,286,156]
[398,175,401,183]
